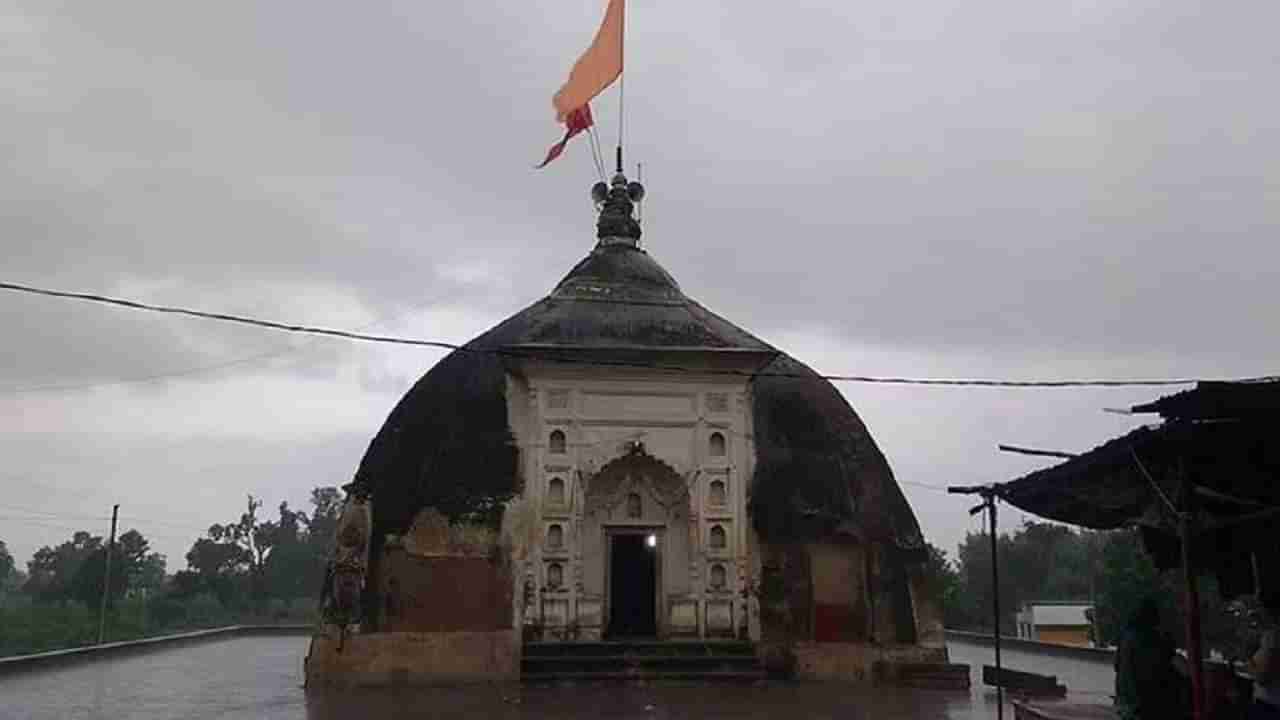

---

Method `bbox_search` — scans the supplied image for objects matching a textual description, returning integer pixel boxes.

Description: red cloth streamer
[537,105,594,169]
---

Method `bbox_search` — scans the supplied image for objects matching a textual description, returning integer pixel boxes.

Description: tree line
[922,521,1258,660]
[0,487,340,658]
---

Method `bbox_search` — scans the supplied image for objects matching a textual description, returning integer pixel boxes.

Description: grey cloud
[2,1,1277,565]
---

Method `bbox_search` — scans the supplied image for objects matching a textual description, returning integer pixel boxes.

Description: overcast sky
[3,1,1277,571]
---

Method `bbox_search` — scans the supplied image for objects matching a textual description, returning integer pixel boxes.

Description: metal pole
[1180,491,1204,720]
[1088,533,1100,647]
[98,504,119,644]
[989,494,1004,720]
[947,483,1005,720]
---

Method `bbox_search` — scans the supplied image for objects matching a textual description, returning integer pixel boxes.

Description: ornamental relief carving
[582,443,691,522]
[575,431,693,479]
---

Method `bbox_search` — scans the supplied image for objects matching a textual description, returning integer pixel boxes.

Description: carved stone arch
[584,444,691,520]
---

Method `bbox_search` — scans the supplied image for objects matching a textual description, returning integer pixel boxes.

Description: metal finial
[595,171,642,242]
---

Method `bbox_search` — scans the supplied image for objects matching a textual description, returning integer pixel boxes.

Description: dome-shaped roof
[553,239,683,302]
[350,185,923,557]
[470,242,771,353]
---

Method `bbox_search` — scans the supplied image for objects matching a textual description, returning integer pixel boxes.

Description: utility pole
[98,504,119,645]
[950,484,1005,720]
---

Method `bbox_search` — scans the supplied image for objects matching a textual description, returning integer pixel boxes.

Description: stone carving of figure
[547,563,564,589]
[626,492,642,519]
[325,494,371,626]
[523,579,537,619]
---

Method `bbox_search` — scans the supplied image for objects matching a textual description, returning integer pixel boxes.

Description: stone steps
[522,641,765,685]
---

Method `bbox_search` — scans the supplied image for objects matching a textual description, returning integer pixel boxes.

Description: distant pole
[98,504,119,645]
[988,494,1003,720]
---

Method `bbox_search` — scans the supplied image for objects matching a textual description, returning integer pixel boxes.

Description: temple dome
[351,179,924,559]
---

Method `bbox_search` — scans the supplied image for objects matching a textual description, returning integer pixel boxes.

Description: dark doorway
[608,533,657,638]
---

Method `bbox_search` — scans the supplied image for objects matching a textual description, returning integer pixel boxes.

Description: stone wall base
[305,629,518,688]
[781,641,948,684]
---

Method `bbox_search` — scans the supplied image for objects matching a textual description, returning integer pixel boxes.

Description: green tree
[62,528,161,609]
[205,495,280,611]
[67,546,129,609]
[955,531,1020,632]
[919,543,965,627]
[23,531,102,604]
[132,553,167,597]
[947,521,1098,633]
[1092,528,1168,646]
[304,487,342,552]
[1006,522,1089,602]
[0,540,13,590]
[184,531,250,608]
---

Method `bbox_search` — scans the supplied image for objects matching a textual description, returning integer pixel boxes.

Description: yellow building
[1015,602,1093,647]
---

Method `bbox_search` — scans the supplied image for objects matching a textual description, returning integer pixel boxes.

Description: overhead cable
[3,280,1269,390]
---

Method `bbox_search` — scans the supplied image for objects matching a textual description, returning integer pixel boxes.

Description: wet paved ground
[0,636,1114,719]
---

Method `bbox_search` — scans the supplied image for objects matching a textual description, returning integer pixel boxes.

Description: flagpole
[616,0,626,174]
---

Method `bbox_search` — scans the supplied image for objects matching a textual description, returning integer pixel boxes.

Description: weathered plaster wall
[757,540,930,661]
[305,630,518,688]
[907,565,946,648]
[377,510,513,634]
[809,542,870,642]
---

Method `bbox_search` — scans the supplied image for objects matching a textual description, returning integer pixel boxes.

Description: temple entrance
[582,446,690,640]
[607,531,658,638]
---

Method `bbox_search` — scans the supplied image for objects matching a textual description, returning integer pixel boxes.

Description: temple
[305,174,944,686]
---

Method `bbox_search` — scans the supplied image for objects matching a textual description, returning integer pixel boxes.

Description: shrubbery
[0,487,337,658]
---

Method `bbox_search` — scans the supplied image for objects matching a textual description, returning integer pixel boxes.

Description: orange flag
[553,0,624,122]
[537,105,594,168]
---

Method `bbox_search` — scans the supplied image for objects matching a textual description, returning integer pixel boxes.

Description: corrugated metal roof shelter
[999,379,1280,601]
[991,378,1280,718]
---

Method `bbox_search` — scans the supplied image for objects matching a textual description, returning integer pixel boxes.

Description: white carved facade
[507,364,757,641]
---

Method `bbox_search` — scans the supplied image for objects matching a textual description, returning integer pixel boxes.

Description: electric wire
[2,289,460,394]
[3,280,1271,389]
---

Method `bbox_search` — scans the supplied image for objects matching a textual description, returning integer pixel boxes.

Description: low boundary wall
[0,625,313,677]
[945,629,1116,662]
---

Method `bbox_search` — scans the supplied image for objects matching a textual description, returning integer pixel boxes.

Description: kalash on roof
[348,172,925,559]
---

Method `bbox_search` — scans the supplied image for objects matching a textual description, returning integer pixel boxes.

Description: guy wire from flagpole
[587,126,607,182]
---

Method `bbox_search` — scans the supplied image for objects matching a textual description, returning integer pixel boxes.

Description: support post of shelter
[988,495,1003,720]
[1179,479,1205,720]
